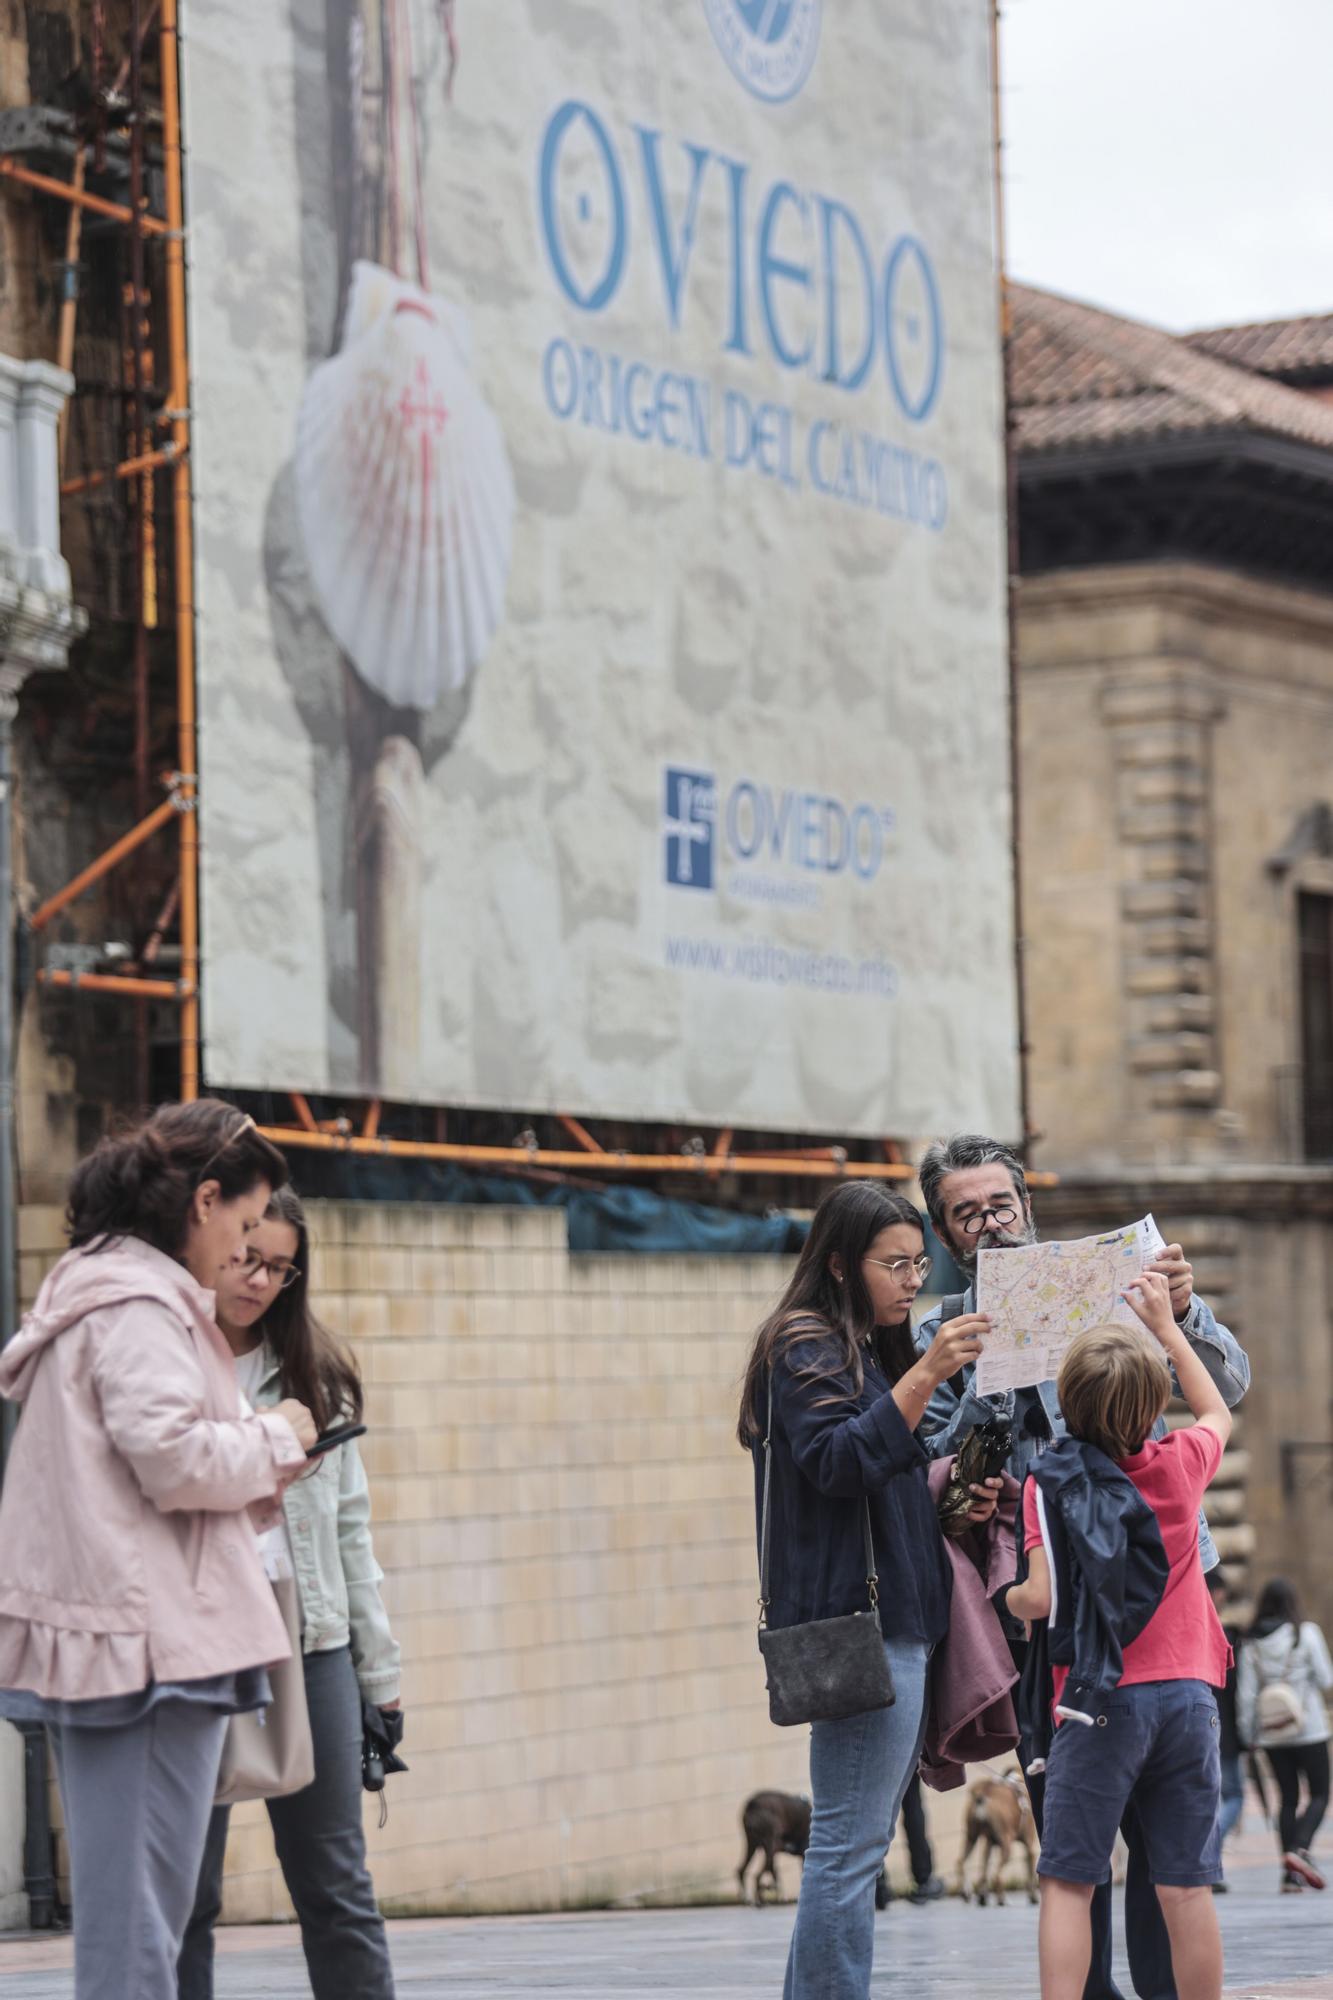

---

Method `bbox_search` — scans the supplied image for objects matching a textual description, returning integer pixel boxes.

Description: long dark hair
[253,1187,363,1433]
[737,1182,925,1448]
[1250,1576,1302,1637]
[67,1100,288,1256]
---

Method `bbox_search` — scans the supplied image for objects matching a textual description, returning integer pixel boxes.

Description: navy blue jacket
[1029,1438,1168,1726]
[753,1332,952,1646]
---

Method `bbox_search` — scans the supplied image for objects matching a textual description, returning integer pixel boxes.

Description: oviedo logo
[663,766,893,895]
[703,0,822,104]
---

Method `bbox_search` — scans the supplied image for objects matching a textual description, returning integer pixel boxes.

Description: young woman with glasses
[178,1187,401,2000]
[737,1182,1002,2000]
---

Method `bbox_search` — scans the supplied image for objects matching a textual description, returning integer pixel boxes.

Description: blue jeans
[783,1637,930,2000]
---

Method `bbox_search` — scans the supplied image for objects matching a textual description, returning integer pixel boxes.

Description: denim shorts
[1038,1678,1222,1887]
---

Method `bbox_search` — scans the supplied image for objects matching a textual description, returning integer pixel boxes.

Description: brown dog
[738,1790,811,1904]
[953,1770,1038,1906]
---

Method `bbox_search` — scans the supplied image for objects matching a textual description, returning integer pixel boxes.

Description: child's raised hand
[1121,1270,1177,1345]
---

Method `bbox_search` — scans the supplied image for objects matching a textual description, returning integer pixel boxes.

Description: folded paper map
[973,1215,1167,1395]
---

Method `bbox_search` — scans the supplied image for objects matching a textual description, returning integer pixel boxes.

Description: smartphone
[305,1421,368,1459]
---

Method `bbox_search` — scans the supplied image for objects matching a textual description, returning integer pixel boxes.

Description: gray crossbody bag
[756,1371,897,1727]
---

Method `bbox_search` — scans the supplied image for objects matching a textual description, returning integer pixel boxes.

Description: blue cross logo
[663,768,717,891]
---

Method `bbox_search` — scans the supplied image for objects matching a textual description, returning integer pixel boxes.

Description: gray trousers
[177,1645,395,2000]
[50,1702,229,2000]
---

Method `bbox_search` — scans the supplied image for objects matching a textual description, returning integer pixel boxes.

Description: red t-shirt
[1022,1426,1232,1705]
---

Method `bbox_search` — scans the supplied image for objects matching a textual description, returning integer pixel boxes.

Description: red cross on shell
[397,358,449,438]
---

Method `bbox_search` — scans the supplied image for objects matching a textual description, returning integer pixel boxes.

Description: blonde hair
[1057,1324,1172,1462]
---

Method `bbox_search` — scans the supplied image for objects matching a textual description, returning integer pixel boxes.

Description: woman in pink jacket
[0,1099,317,2000]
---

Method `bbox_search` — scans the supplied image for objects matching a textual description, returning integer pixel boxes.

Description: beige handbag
[215,1574,316,1805]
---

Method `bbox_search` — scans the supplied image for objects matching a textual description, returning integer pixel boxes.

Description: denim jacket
[912,1287,1249,1573]
[249,1346,401,1702]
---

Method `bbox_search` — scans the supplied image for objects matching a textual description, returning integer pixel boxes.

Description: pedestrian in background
[737,1182,1001,2000]
[1237,1578,1332,1894]
[0,1103,314,2000]
[179,1186,401,2000]
[875,1774,944,1907]
[1203,1568,1243,1892]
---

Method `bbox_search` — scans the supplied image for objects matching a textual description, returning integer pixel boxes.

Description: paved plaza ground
[2,1836,1330,2000]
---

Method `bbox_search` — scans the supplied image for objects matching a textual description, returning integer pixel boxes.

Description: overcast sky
[1000,0,1333,333]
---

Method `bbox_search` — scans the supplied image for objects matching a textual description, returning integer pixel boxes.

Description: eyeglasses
[238,1248,299,1290]
[865,1255,933,1282]
[958,1201,1019,1237]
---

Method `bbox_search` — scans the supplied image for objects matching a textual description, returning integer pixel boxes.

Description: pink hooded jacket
[0,1236,306,1699]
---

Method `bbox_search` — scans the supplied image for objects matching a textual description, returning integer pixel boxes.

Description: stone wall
[1018,562,1333,1171]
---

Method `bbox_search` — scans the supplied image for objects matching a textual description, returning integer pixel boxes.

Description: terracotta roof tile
[1188,315,1333,380]
[1011,286,1333,458]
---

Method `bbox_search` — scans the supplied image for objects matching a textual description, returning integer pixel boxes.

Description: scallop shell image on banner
[295,261,515,711]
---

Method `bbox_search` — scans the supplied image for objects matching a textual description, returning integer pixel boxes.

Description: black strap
[758,1369,877,1629]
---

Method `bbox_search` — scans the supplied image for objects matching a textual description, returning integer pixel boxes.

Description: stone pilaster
[1100,669,1225,1153]
[0,355,83,683]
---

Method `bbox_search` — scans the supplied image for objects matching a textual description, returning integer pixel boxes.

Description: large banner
[184,0,1020,1138]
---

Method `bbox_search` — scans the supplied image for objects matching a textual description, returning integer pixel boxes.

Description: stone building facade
[1012,290,1333,1625]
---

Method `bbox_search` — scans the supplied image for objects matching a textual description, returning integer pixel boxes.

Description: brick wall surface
[288,1198,808,1917]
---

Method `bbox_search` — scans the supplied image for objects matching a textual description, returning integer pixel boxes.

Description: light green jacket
[250,1344,401,1703]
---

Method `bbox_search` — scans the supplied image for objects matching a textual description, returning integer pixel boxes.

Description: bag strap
[758,1368,878,1631]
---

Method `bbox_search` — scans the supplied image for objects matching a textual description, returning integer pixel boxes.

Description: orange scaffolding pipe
[252,1136,912,1176]
[29,795,177,932]
[0,155,170,235]
[61,443,180,498]
[258,1124,1058,1187]
[557,1114,603,1154]
[159,0,200,1101]
[38,969,190,1000]
[258,1125,919,1180]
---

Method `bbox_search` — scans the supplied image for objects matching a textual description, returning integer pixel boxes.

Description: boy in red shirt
[1007,1271,1231,2000]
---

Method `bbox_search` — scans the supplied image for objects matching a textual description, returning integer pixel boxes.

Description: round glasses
[239,1249,300,1290]
[958,1202,1019,1237]
[865,1255,933,1282]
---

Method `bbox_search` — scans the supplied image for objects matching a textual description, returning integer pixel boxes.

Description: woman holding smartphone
[178,1187,401,2000]
[0,1102,314,2000]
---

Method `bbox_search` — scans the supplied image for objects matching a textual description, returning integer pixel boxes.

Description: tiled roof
[1188,315,1333,381]
[1011,285,1333,458]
